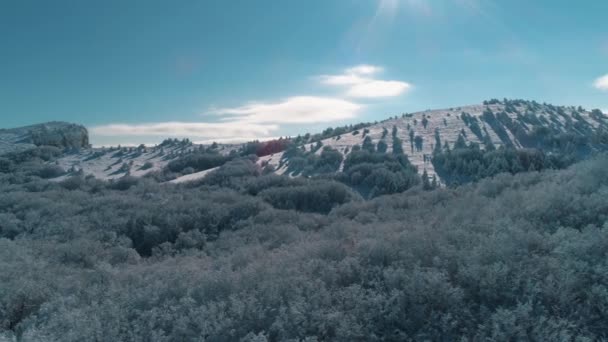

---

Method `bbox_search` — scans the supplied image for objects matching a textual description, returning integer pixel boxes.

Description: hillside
[3,99,606,186]
[2,100,608,340]
[3,141,608,340]
[312,101,603,175]
[259,99,607,183]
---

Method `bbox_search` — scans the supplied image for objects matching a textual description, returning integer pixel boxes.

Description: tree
[454,134,467,149]
[377,140,388,153]
[362,136,375,152]
[434,129,442,155]
[392,137,404,155]
[591,109,606,121]
[0,158,14,173]
[315,147,343,173]
[414,135,424,152]
[422,169,432,190]
[140,161,154,170]
[482,132,495,151]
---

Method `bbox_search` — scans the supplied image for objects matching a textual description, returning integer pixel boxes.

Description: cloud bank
[91,121,279,142]
[90,96,362,144]
[320,64,411,98]
[209,96,362,124]
[91,64,408,145]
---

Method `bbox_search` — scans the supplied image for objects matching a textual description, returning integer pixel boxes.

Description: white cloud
[92,95,362,144]
[90,64,406,145]
[594,74,608,91]
[209,96,362,124]
[346,64,383,75]
[321,74,368,86]
[320,64,411,98]
[346,80,411,98]
[90,121,278,140]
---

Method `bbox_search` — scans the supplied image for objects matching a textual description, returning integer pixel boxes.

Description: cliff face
[0,122,89,155]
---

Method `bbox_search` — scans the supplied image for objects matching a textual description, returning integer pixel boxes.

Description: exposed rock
[29,122,89,149]
[0,122,89,155]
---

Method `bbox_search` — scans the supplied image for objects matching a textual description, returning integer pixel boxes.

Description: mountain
[3,99,607,186]
[258,99,608,182]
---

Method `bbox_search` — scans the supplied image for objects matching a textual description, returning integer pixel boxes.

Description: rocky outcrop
[0,122,89,155]
[29,122,89,149]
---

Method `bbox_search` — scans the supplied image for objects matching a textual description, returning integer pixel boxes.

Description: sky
[0,0,607,146]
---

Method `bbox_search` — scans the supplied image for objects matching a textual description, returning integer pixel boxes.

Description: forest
[1,135,608,340]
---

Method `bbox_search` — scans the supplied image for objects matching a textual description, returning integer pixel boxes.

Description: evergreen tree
[362,136,375,152]
[454,134,467,149]
[434,129,442,155]
[392,137,404,155]
[482,133,495,151]
[377,139,388,153]
[414,136,424,152]
[422,169,432,190]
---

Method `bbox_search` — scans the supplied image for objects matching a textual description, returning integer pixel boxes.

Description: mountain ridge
[2,99,607,185]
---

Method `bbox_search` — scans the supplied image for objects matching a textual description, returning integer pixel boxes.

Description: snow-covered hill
[308,102,605,180]
[52,143,238,181]
[3,100,606,184]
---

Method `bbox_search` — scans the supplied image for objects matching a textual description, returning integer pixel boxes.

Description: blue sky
[1,0,607,146]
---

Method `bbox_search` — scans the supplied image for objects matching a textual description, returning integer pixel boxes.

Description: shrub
[37,165,65,179]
